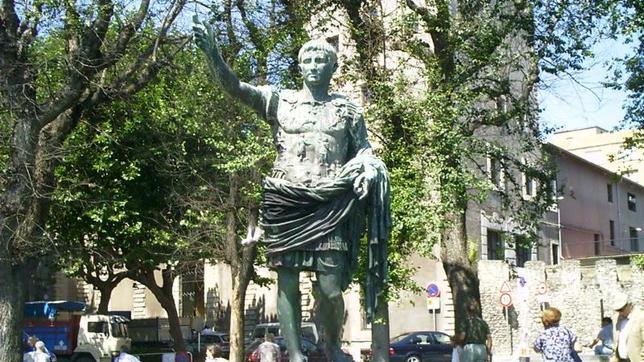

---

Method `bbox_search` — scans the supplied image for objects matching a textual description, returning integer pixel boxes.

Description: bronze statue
[194,20,391,362]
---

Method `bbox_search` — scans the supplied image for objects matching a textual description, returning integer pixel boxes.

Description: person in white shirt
[611,293,643,362]
[589,317,614,355]
[257,333,281,362]
[205,344,228,362]
[114,346,141,362]
[24,341,51,362]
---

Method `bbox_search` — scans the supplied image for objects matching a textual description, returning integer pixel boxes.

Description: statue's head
[298,39,338,86]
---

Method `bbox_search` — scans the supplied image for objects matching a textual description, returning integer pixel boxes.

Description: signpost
[426,282,441,330]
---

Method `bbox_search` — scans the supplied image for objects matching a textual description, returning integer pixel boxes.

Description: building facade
[550,144,644,258]
[551,127,644,185]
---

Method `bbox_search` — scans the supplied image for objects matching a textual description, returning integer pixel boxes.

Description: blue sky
[539,38,631,136]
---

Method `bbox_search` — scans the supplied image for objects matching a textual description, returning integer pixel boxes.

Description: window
[488,157,503,189]
[607,184,613,203]
[594,234,600,256]
[88,321,109,335]
[630,227,639,252]
[487,229,505,260]
[515,240,531,267]
[111,322,127,338]
[552,243,559,265]
[432,332,452,345]
[609,220,615,246]
[628,193,637,211]
[411,333,432,345]
[523,173,537,198]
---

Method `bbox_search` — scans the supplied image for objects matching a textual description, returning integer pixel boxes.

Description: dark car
[246,336,354,362]
[388,331,453,362]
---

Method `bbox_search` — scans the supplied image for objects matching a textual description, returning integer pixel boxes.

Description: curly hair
[298,39,338,68]
[541,307,562,328]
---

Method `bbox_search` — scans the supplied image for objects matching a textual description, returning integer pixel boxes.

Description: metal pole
[433,309,437,331]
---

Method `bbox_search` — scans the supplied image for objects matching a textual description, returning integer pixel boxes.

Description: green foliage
[633,255,644,270]
[48,50,274,276]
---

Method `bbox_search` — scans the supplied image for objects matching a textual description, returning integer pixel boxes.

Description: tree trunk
[229,243,256,362]
[370,293,390,362]
[137,270,186,352]
[229,279,247,362]
[0,262,27,362]
[97,283,116,314]
[441,209,482,328]
[157,294,187,352]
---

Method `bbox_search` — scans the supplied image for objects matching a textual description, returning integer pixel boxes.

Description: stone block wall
[478,258,644,356]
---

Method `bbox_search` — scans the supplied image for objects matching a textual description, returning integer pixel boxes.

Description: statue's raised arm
[193,17,269,118]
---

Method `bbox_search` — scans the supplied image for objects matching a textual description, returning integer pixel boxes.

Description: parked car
[245,336,353,362]
[249,322,319,345]
[186,330,230,358]
[388,331,453,362]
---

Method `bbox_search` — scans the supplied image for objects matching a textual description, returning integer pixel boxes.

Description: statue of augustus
[194,21,391,362]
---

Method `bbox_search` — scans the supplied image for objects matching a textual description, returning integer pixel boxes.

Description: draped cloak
[260,154,391,323]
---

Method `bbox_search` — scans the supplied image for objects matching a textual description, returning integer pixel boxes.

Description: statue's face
[299,50,335,86]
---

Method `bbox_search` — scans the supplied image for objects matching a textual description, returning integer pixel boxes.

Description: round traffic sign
[426,283,441,298]
[499,292,512,307]
[537,282,547,295]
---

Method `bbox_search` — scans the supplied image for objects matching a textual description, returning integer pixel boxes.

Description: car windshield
[111,322,127,338]
[391,333,410,343]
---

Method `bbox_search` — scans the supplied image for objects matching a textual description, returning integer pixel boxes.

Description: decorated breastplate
[271,91,354,185]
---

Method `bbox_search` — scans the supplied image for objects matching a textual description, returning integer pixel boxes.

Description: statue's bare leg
[316,270,350,362]
[277,267,306,362]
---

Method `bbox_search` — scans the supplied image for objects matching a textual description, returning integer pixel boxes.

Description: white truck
[23,301,131,362]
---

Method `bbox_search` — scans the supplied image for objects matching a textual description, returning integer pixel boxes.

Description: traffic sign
[500,292,512,307]
[426,283,441,298]
[536,282,548,295]
[500,281,511,293]
[426,297,441,310]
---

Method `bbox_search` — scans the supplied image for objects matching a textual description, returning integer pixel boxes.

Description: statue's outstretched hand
[241,224,263,246]
[353,165,377,200]
[192,16,218,55]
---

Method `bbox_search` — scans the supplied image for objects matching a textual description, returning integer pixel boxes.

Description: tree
[0,0,187,358]
[47,7,309,351]
[606,1,643,147]
[312,0,615,348]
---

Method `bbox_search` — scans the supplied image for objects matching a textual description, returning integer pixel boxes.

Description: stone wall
[479,258,644,356]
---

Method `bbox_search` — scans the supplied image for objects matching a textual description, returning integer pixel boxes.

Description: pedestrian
[27,341,51,362]
[257,333,281,362]
[611,293,643,362]
[588,317,613,356]
[113,345,140,362]
[451,335,464,362]
[533,307,581,362]
[205,344,228,362]
[454,303,493,362]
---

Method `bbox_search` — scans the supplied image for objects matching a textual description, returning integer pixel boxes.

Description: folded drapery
[260,153,391,323]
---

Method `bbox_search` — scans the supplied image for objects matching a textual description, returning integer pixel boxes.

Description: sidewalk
[493,352,610,362]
